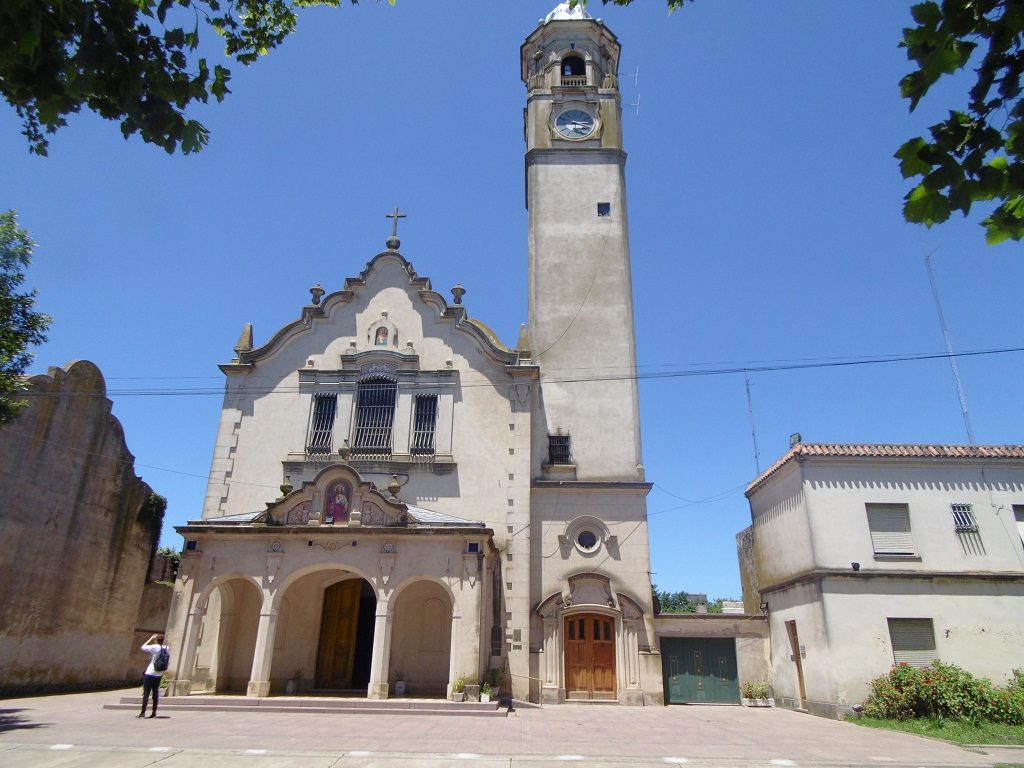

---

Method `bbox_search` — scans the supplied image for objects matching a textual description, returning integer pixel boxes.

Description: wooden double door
[316,579,376,690]
[564,613,616,700]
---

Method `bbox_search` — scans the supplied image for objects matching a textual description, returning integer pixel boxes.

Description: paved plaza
[1,689,1022,767]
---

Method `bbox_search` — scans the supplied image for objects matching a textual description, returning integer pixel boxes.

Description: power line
[19,345,1024,398]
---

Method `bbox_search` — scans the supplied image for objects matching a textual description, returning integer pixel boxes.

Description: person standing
[139,633,170,718]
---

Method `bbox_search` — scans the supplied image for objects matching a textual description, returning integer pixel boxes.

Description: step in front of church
[106,694,506,717]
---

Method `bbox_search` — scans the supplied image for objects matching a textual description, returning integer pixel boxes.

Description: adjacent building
[738,444,1024,718]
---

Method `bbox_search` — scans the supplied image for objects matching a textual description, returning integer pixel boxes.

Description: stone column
[246,593,279,698]
[366,600,393,700]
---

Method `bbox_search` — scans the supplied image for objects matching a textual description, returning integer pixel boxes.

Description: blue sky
[3,1,1022,600]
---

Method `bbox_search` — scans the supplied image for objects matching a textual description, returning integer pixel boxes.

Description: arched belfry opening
[561,54,586,83]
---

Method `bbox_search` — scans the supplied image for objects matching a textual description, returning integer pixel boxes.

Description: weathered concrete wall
[0,360,163,694]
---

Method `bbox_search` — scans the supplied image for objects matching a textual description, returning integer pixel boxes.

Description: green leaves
[0,211,51,426]
[899,0,1024,244]
[1,0,360,155]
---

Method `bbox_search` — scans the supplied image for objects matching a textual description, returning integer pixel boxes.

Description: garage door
[661,637,740,704]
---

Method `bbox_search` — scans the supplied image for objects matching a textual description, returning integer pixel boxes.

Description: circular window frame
[564,515,610,557]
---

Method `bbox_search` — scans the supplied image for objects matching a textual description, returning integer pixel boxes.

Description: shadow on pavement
[0,708,49,733]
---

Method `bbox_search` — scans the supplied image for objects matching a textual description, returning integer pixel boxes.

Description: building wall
[0,361,162,694]
[654,614,770,689]
[800,460,1024,572]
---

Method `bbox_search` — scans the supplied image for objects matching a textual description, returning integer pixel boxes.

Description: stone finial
[279,475,293,498]
[310,283,325,305]
[451,283,466,305]
[387,475,401,500]
[516,324,530,352]
[234,322,253,354]
[339,439,352,462]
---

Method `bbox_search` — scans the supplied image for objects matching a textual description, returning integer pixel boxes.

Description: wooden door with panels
[316,579,362,690]
[564,613,616,700]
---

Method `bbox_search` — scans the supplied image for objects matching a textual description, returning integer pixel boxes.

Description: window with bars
[950,503,978,533]
[548,433,572,465]
[351,378,397,456]
[411,395,438,455]
[866,503,915,556]
[306,393,337,455]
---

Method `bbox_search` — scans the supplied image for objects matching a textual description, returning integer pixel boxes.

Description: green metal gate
[661,637,740,704]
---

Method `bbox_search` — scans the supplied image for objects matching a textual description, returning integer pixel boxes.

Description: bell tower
[521,3,642,482]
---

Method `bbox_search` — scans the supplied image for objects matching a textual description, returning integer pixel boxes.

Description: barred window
[411,395,438,455]
[306,394,337,455]
[548,433,572,465]
[351,378,397,456]
[951,503,978,533]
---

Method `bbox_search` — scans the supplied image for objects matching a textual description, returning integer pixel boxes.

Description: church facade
[164,4,663,705]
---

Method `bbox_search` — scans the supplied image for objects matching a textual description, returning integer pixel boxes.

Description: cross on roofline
[386,206,406,237]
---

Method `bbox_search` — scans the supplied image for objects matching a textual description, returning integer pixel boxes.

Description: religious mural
[324,479,353,524]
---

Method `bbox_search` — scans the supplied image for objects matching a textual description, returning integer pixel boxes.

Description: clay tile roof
[746,443,1024,496]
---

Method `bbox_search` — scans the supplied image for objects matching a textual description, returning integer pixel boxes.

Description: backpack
[153,647,170,673]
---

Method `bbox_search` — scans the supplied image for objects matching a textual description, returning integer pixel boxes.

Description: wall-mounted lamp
[760,601,769,614]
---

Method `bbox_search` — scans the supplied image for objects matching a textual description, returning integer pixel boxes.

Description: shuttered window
[306,394,337,456]
[411,395,438,455]
[1014,506,1024,552]
[887,618,937,668]
[352,378,397,456]
[866,503,915,556]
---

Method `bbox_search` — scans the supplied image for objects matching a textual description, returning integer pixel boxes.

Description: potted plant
[394,671,406,696]
[451,676,466,702]
[740,680,773,707]
[480,682,494,703]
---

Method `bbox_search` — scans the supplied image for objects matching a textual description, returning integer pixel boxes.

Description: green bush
[862,662,1024,725]
[741,680,770,699]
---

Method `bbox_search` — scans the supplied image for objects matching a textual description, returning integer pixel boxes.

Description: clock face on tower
[554,107,597,140]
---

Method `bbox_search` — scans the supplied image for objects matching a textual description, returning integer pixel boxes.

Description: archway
[389,580,453,696]
[190,577,261,693]
[315,578,376,690]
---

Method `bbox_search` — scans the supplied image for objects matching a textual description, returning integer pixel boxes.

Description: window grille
[306,394,337,456]
[950,503,978,533]
[866,503,915,556]
[548,433,572,465]
[351,378,397,457]
[411,395,438,455]
[887,618,937,668]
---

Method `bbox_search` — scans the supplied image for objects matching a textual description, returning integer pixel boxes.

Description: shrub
[862,662,1024,725]
[741,680,770,699]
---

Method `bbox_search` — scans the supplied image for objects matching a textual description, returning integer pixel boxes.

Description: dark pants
[141,674,161,716]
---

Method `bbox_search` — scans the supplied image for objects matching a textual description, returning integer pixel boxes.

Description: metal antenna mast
[924,251,975,444]
[624,66,640,115]
[744,372,761,474]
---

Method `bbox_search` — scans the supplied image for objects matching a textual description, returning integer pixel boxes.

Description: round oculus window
[576,529,599,552]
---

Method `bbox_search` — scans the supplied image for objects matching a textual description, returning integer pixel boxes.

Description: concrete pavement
[1,688,1021,767]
